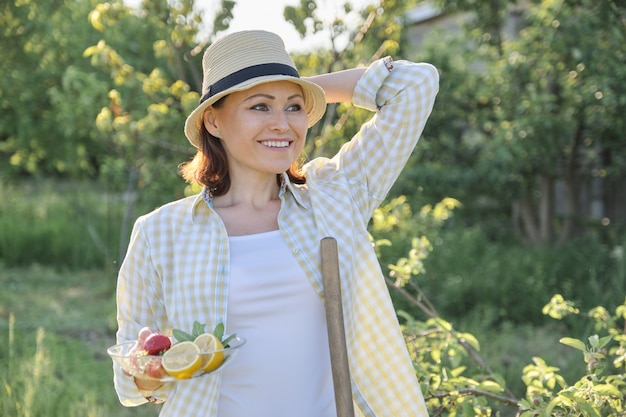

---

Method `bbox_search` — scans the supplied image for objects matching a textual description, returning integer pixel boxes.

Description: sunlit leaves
[542,294,580,319]
[419,197,462,222]
[83,40,134,86]
[88,7,105,32]
[560,337,587,352]
[401,314,513,414]
[388,236,432,286]
[95,107,113,133]
[518,295,626,415]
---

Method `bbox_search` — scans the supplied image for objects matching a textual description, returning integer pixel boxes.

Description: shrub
[415,227,623,330]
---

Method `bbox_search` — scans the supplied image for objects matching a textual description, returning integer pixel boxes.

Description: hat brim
[184,75,327,148]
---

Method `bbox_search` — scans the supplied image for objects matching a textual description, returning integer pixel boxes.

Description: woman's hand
[134,376,164,392]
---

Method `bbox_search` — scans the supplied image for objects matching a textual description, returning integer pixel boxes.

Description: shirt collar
[280,172,309,210]
[190,191,209,223]
[189,173,309,223]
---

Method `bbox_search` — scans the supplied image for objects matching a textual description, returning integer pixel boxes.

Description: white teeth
[261,141,289,148]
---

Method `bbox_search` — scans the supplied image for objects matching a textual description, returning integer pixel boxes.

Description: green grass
[0,265,159,417]
[0,180,160,416]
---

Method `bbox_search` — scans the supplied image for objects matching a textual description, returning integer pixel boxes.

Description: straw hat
[184,30,327,148]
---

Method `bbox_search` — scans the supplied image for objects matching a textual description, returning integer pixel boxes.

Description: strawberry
[142,333,171,355]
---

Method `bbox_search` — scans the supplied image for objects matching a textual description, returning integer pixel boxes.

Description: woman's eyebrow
[243,92,304,101]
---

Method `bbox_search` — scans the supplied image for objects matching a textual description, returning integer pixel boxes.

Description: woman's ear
[202,108,220,137]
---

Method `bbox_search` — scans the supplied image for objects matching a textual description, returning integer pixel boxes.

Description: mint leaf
[174,320,235,346]
[172,328,194,343]
[213,322,237,347]
[221,333,236,348]
[192,321,206,338]
[213,322,225,341]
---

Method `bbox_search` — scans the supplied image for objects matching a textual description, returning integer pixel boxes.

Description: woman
[113,30,439,417]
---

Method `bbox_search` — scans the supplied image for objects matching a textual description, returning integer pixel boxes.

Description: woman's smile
[259,140,291,148]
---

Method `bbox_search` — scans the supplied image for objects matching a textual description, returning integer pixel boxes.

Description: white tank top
[217,230,336,417]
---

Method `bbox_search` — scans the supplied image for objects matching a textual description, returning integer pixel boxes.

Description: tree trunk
[558,174,580,246]
[518,191,541,244]
[539,174,554,243]
[557,117,585,245]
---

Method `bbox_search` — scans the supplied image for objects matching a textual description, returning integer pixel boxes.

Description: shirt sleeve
[327,57,439,221]
[113,215,173,406]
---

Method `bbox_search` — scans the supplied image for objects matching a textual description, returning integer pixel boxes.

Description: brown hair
[179,100,306,195]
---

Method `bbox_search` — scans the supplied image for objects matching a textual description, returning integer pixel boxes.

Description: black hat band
[200,63,300,104]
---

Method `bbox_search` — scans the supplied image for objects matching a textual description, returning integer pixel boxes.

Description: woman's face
[203,80,309,180]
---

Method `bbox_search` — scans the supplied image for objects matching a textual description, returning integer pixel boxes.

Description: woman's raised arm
[304,67,367,103]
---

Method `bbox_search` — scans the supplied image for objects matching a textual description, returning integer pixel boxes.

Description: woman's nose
[270,110,290,132]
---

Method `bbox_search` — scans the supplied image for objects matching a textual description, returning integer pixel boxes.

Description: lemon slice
[194,333,225,372]
[161,341,202,379]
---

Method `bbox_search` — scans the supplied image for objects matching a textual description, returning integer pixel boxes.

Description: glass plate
[107,335,245,382]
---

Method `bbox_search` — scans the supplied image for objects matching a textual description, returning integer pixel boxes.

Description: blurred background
[1,0,624,415]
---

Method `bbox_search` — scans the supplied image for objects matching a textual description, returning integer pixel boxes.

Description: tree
[486,0,626,244]
[0,0,108,177]
[84,0,239,260]
[402,0,626,244]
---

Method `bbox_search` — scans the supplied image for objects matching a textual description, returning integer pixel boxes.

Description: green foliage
[372,195,625,415]
[369,196,624,329]
[416,226,624,328]
[2,0,625,414]
[80,0,231,256]
[380,201,626,415]
[0,0,107,177]
[284,0,322,38]
[406,0,626,244]
[2,0,624,247]
[393,32,516,239]
[1,0,217,211]
[403,314,518,415]
[84,1,203,200]
[0,180,123,269]
[487,0,626,205]
[398,286,626,416]
[518,295,626,416]
[371,196,461,289]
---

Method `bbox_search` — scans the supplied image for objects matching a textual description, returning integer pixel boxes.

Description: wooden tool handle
[320,237,355,417]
